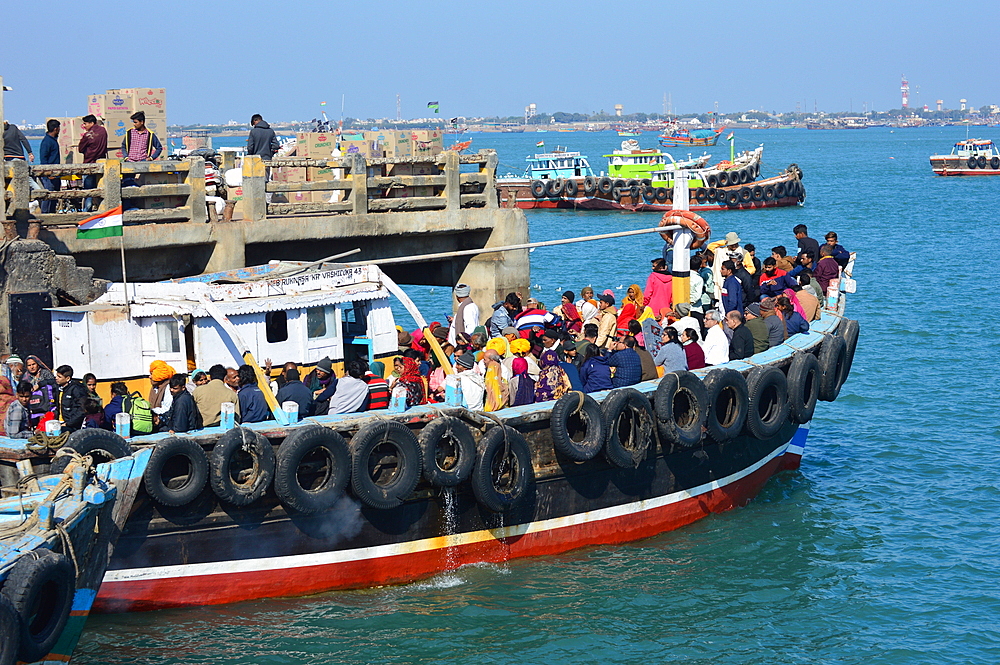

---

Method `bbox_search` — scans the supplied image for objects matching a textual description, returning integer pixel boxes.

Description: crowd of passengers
[0,225,847,437]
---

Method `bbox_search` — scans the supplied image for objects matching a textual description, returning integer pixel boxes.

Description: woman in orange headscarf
[616,284,644,336]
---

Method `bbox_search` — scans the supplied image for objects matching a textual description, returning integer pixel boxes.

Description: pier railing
[2,149,497,231]
[2,157,207,226]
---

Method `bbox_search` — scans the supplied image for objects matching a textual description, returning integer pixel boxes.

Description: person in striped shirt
[364,361,390,410]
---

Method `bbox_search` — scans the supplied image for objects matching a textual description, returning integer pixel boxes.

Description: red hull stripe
[96,439,803,611]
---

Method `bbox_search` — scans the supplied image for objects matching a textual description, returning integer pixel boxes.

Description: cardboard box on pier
[295,133,334,159]
[108,88,167,113]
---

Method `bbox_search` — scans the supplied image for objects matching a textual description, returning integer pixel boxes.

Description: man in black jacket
[726,311,755,361]
[247,114,280,160]
[160,374,202,433]
[54,365,89,432]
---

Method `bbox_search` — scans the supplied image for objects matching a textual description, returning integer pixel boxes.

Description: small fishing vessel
[929,139,1000,175]
[658,124,726,147]
[0,446,149,664]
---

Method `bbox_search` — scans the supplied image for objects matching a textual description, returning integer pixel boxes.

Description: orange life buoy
[658,210,711,249]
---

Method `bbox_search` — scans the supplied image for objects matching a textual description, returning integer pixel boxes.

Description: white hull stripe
[105,430,806,583]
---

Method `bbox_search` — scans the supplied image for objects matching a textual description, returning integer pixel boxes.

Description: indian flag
[77,206,123,240]
[536,140,544,147]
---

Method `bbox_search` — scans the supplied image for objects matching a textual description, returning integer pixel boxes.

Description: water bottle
[282,401,300,424]
[220,402,236,430]
[115,412,131,438]
[388,385,408,413]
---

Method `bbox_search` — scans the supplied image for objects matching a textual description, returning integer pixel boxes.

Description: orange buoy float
[658,210,711,249]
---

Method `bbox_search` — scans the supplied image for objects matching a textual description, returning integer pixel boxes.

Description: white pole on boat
[670,171,693,306]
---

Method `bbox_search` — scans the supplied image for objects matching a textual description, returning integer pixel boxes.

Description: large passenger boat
[929,139,1000,175]
[0,219,858,612]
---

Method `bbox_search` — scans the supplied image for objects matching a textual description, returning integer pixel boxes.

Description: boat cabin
[604,140,667,179]
[48,263,399,383]
[948,139,998,158]
[523,148,594,179]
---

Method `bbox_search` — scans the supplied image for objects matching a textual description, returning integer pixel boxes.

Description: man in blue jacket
[719,260,744,314]
[39,119,61,213]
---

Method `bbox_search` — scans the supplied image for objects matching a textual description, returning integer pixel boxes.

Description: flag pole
[119,231,131,318]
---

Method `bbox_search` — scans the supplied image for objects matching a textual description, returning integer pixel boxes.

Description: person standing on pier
[78,115,108,212]
[2,121,33,162]
[247,114,280,160]
[122,112,162,162]
[39,119,61,213]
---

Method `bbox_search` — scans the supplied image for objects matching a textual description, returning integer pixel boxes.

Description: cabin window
[343,302,368,337]
[156,320,180,354]
[307,305,337,340]
[265,311,288,343]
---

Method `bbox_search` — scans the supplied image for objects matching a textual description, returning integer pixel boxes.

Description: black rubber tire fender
[550,391,605,461]
[839,318,861,381]
[613,178,626,191]
[50,428,132,474]
[471,425,533,512]
[611,186,624,202]
[1,550,74,663]
[597,176,613,195]
[209,427,276,506]
[641,185,656,203]
[653,370,708,448]
[744,366,790,440]
[726,190,740,206]
[702,368,749,442]
[583,175,598,195]
[629,185,641,200]
[143,436,209,506]
[350,420,421,509]
[991,157,1000,170]
[0,594,18,665]
[705,187,717,202]
[654,187,669,202]
[275,425,351,514]
[601,388,655,468]
[530,180,547,197]
[787,352,820,424]
[976,155,987,168]
[718,171,730,187]
[706,173,719,188]
[738,187,752,202]
[739,169,751,184]
[775,181,787,198]
[563,178,578,198]
[966,156,976,169]
[751,185,764,201]
[640,178,652,186]
[546,178,564,197]
[418,416,476,487]
[763,185,776,201]
[626,178,639,189]
[694,187,708,203]
[817,334,848,402]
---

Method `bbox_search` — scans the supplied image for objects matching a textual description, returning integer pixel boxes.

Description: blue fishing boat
[0,442,149,664]
[520,147,596,180]
[659,125,726,147]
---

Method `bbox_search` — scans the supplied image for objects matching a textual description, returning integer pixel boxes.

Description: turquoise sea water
[74,128,1000,664]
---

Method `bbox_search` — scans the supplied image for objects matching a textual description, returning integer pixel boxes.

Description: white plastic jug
[114,412,131,438]
[282,401,300,424]
[220,402,236,430]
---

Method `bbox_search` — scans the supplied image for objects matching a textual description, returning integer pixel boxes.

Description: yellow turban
[486,337,509,356]
[510,338,531,354]
[149,360,174,382]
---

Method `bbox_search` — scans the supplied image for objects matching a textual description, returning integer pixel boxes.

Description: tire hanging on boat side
[707,174,719,188]
[472,425,533,513]
[563,178,578,198]
[718,171,730,187]
[0,594,18,665]
[601,388,655,468]
[702,368,749,442]
[583,176,599,195]
[775,182,787,198]
[1,550,74,663]
[350,420,422,510]
[654,187,669,202]
[763,185,776,201]
[546,178,564,197]
[598,177,613,195]
[209,427,276,506]
[817,334,848,402]
[653,370,708,448]
[744,366,790,440]
[786,352,820,424]
[530,180,546,197]
[838,318,861,382]
[726,190,740,206]
[550,391,605,461]
[977,155,987,168]
[50,428,131,474]
[418,416,476,487]
[641,186,656,203]
[694,188,708,203]
[144,436,209,506]
[991,157,1000,170]
[275,425,351,514]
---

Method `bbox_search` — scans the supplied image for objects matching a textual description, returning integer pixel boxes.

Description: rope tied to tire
[25,431,70,454]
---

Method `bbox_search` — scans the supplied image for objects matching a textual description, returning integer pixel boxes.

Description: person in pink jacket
[643,258,673,316]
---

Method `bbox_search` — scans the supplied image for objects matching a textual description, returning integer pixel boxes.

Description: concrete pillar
[443,150,460,210]
[350,154,367,215]
[205,222,247,273]
[456,208,530,324]
[242,155,267,222]
[186,157,207,223]
[100,159,121,211]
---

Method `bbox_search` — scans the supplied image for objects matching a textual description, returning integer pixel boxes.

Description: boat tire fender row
[1,549,74,663]
[654,370,708,448]
[418,416,476,487]
[818,334,849,402]
[739,187,752,203]
[839,318,860,380]
[275,425,351,514]
[601,388,655,468]
[563,178,578,198]
[0,594,17,665]
[144,436,209,506]
[472,425,533,512]
[530,180,547,198]
[694,188,708,203]
[707,174,720,188]
[350,420,422,510]
[991,157,1000,169]
[546,178,564,197]
[597,177,613,195]
[641,186,656,203]
[775,182,786,198]
[751,185,764,201]
[977,155,987,168]
[50,428,132,474]
[654,187,670,202]
[745,366,791,440]
[703,368,750,442]
[763,185,776,201]
[718,172,730,187]
[210,427,276,506]
[550,391,606,461]
[967,156,977,169]
[726,190,740,206]
[787,352,820,424]
[583,176,598,196]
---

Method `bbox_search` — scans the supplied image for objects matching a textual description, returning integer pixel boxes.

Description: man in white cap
[707,231,756,303]
[447,283,480,346]
[3,356,23,386]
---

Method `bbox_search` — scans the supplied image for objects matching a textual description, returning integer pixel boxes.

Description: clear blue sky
[2,0,997,125]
